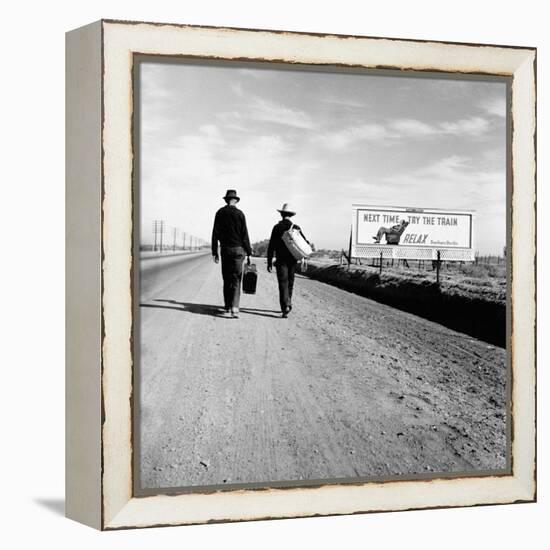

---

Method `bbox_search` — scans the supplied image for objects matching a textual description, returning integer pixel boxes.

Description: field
[302,258,507,346]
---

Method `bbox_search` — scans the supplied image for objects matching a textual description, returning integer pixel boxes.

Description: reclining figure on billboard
[372,220,409,244]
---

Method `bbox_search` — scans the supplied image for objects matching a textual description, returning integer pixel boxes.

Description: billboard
[351,205,475,261]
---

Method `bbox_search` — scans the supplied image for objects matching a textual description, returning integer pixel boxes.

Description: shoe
[282,312,288,318]
[231,307,239,318]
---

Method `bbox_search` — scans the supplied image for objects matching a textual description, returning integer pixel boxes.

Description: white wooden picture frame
[66,19,536,530]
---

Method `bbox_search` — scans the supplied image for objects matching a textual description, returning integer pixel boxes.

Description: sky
[139,60,507,254]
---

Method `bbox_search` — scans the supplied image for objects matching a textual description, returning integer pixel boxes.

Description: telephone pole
[153,219,165,252]
[160,221,164,251]
[172,227,177,251]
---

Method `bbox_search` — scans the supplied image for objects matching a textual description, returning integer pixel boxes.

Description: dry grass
[310,259,506,305]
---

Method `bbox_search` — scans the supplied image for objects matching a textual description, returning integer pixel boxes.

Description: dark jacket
[211,204,252,256]
[267,219,309,266]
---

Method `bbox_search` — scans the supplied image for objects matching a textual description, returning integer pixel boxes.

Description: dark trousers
[375,226,401,244]
[275,260,296,312]
[221,246,245,309]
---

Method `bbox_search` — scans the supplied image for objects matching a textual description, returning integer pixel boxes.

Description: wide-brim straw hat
[277,203,296,216]
[223,189,240,202]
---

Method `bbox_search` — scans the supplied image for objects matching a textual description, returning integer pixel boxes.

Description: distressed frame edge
[102,17,538,52]
[98,20,536,530]
[104,475,534,530]
[509,48,537,503]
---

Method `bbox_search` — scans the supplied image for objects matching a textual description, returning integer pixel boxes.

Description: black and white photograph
[4,0,544,541]
[134,58,509,493]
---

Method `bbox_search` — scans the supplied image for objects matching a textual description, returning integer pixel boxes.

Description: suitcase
[282,224,313,261]
[242,263,258,294]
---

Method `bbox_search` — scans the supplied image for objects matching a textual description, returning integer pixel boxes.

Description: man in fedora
[267,203,310,318]
[211,189,252,318]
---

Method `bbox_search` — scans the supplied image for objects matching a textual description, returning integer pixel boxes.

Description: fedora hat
[277,203,296,216]
[223,189,240,202]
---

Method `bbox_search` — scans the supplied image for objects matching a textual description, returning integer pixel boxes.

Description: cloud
[439,116,490,135]
[216,111,249,132]
[314,124,390,150]
[198,124,224,144]
[142,126,225,189]
[319,95,367,109]
[482,147,506,167]
[230,82,245,97]
[140,123,303,240]
[247,97,315,129]
[143,126,292,192]
[138,64,506,252]
[315,115,493,150]
[390,119,436,137]
[140,64,172,103]
[391,116,491,138]
[355,154,506,253]
[479,96,507,118]
[378,155,504,210]
[223,83,315,130]
[423,155,469,174]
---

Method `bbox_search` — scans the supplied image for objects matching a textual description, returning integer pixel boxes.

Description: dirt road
[137,253,507,491]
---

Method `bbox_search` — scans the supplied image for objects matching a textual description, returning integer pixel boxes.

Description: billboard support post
[436,250,441,285]
[379,251,383,275]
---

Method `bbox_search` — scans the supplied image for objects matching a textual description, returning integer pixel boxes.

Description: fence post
[436,250,441,285]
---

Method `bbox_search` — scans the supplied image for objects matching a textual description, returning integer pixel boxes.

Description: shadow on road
[140,300,281,318]
[239,307,281,318]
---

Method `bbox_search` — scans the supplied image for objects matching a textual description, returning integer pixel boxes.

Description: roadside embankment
[303,262,506,347]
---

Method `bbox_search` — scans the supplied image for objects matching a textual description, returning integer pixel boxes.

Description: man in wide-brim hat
[211,189,252,318]
[267,203,311,318]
